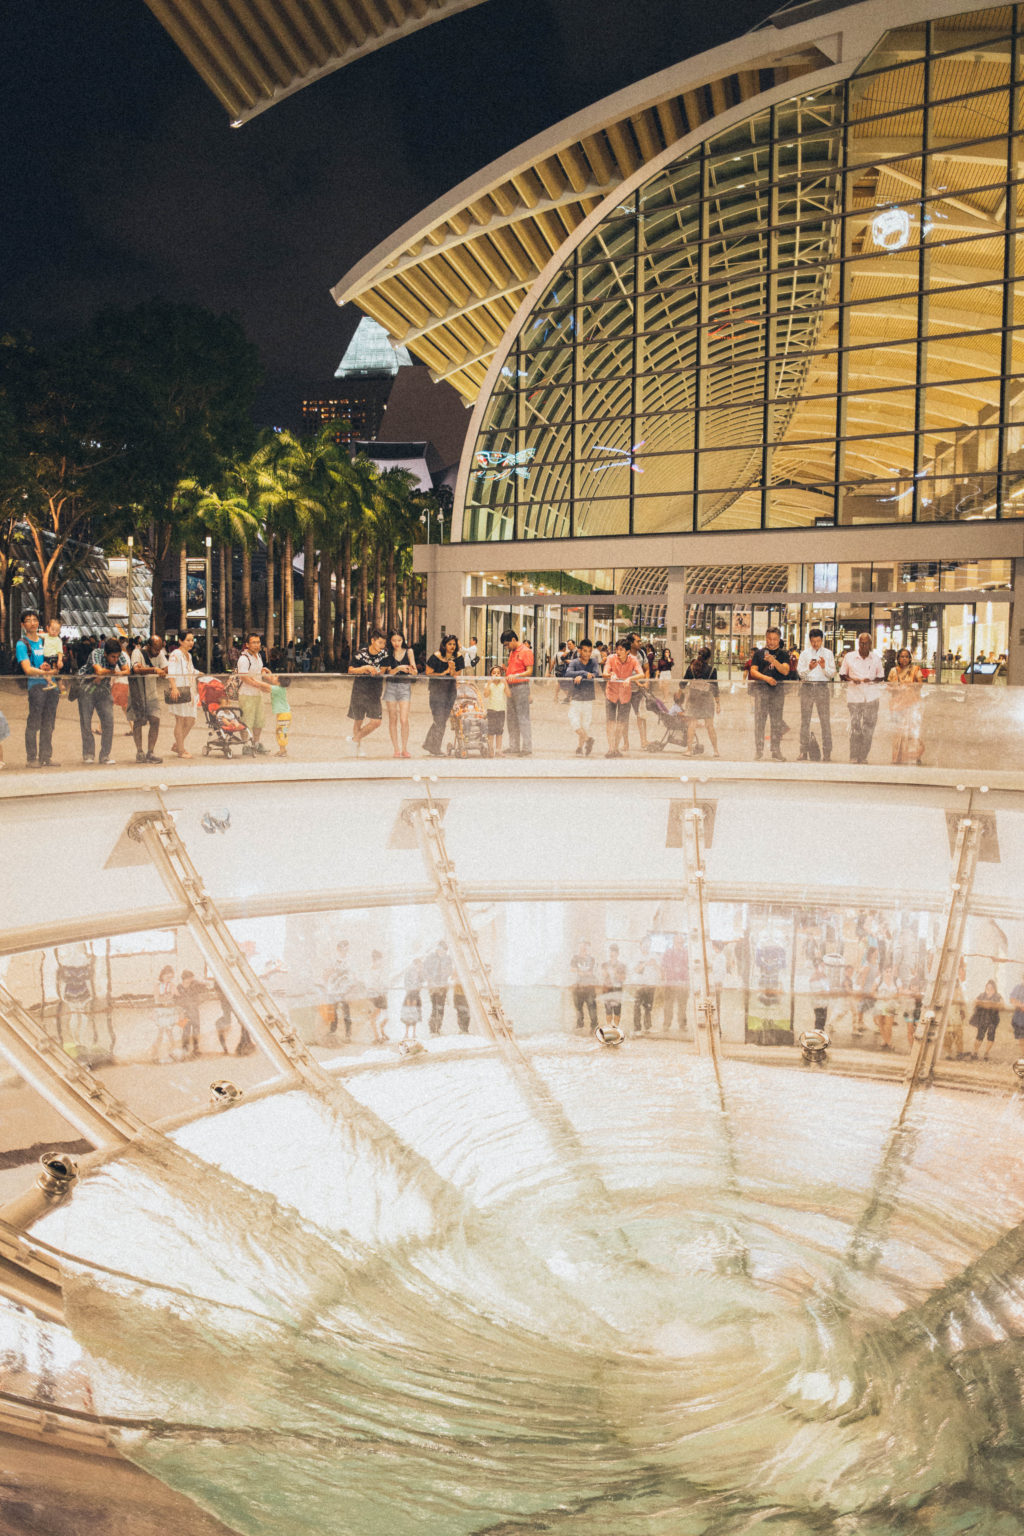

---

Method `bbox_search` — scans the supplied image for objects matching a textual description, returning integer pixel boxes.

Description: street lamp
[205,535,213,673]
[126,535,134,643]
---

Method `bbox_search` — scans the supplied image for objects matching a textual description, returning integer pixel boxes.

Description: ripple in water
[35,1045,1024,1536]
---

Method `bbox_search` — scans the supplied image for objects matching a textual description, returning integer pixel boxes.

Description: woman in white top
[167,630,198,758]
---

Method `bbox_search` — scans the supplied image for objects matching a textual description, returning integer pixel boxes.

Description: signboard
[107,557,129,618]
[185,557,207,619]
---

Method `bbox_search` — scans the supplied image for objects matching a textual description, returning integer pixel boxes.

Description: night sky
[4,0,780,409]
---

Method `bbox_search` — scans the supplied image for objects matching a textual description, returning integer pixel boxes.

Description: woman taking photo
[167,630,198,758]
[383,627,418,759]
[423,634,463,756]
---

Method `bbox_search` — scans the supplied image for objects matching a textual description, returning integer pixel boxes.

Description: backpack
[11,637,34,690]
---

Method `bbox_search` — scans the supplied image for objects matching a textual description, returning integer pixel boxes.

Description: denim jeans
[752,685,785,755]
[78,688,114,760]
[507,684,532,753]
[26,685,59,763]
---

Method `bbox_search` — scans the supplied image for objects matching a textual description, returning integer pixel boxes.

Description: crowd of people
[1,615,295,767]
[0,612,940,769]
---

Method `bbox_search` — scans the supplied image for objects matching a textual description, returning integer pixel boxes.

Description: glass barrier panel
[0,1297,95,1413]
[0,1054,95,1208]
[1,934,281,1129]
[0,673,1023,770]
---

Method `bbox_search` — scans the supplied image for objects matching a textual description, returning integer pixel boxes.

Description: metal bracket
[0,981,146,1151]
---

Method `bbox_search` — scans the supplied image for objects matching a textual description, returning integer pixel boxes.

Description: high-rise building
[300,317,413,446]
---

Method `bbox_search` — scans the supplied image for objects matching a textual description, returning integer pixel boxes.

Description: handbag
[164,684,192,704]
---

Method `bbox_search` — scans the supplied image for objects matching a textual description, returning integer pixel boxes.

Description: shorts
[974,1014,998,1042]
[567,698,593,733]
[605,699,631,723]
[240,694,266,732]
[383,680,411,703]
[486,709,505,736]
[603,997,622,1018]
[369,994,387,1009]
[348,685,382,721]
[630,689,647,713]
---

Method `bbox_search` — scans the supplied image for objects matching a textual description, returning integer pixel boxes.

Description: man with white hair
[839,632,885,764]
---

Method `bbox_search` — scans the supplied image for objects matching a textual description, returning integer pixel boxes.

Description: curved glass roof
[461,1,1024,541]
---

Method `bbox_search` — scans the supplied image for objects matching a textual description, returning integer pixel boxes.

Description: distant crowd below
[0,612,966,770]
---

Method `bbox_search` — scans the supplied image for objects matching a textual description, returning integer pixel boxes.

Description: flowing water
[34,1042,1024,1535]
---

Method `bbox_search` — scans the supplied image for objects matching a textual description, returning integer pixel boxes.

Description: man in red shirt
[501,628,534,756]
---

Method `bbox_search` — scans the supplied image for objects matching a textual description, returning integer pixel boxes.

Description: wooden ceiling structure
[142,0,490,124]
[332,34,837,401]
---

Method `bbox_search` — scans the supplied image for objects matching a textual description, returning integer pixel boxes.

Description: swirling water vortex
[37,1044,1024,1536]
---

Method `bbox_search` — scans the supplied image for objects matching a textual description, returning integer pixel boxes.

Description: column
[425,566,468,652]
[665,568,687,658]
[1007,556,1024,688]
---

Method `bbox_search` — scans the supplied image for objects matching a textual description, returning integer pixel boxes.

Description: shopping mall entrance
[455,562,1011,681]
[690,598,1008,683]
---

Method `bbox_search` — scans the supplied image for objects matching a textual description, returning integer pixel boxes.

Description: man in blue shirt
[565,638,602,756]
[15,610,60,768]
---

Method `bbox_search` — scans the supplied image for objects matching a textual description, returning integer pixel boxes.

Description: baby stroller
[447,679,488,758]
[197,675,255,759]
[644,694,697,754]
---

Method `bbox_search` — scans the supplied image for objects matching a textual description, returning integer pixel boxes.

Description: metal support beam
[0,982,145,1151]
[905,809,981,1093]
[402,794,522,1056]
[0,1221,64,1323]
[681,804,723,1079]
[126,810,325,1086]
[404,785,648,1249]
[125,807,489,1227]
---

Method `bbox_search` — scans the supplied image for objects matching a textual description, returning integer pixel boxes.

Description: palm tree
[269,426,351,659]
[173,432,289,651]
[371,467,421,634]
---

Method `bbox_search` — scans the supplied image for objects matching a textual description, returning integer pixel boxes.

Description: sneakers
[40,760,59,768]
[254,743,270,755]
[146,753,163,763]
[584,737,595,756]
[574,744,583,756]
[99,756,117,766]
[136,750,147,763]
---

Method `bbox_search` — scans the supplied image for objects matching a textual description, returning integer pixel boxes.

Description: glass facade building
[464,4,1024,545]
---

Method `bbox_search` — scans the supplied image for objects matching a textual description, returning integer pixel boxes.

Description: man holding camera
[748,626,790,761]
